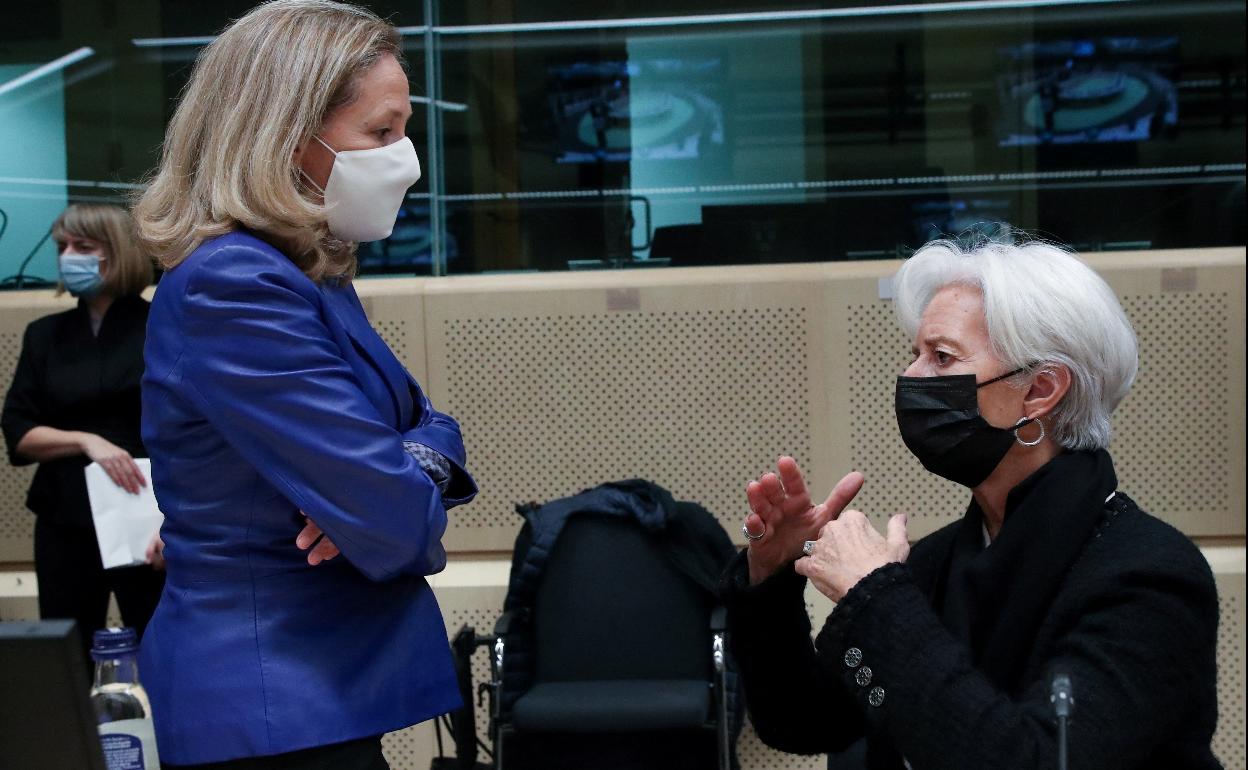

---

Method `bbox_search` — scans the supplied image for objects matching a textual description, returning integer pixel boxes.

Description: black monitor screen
[0,620,107,770]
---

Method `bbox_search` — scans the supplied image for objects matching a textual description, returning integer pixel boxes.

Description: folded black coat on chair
[497,479,743,770]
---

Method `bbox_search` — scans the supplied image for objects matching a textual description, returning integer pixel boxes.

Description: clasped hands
[745,456,909,603]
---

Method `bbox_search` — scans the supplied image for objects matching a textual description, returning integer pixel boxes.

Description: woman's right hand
[745,457,864,585]
[145,533,166,571]
[296,513,341,566]
[80,434,146,494]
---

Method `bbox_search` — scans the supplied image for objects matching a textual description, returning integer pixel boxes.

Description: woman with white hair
[132,2,476,768]
[724,237,1221,769]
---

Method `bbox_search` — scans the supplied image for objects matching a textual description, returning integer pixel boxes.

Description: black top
[721,450,1222,770]
[2,295,149,528]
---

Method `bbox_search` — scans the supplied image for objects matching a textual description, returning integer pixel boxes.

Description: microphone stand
[1050,671,1074,770]
[2,226,54,289]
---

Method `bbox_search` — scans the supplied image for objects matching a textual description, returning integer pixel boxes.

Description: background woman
[2,203,162,663]
[725,237,1221,769]
[132,1,476,768]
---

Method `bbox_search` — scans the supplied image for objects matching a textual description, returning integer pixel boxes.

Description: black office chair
[481,512,738,770]
[650,223,709,267]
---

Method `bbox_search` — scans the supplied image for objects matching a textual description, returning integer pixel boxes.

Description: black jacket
[722,452,1221,770]
[2,296,149,528]
[502,480,738,709]
[497,480,745,770]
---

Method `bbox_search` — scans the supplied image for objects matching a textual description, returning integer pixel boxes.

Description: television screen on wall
[996,36,1179,146]
[547,57,725,164]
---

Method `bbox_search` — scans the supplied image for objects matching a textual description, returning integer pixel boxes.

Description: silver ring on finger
[742,522,765,542]
[802,540,817,556]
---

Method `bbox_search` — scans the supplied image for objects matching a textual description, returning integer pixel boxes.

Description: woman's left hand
[795,510,910,602]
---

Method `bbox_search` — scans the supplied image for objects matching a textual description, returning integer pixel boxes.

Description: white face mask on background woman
[308,135,422,243]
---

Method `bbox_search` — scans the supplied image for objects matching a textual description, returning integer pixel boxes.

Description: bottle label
[98,718,160,770]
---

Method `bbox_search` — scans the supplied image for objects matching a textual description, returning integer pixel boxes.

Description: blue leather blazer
[139,231,476,765]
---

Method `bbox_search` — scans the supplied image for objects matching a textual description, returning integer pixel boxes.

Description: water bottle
[90,627,160,770]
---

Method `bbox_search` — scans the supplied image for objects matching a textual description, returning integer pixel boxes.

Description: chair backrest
[651,223,706,267]
[530,514,713,684]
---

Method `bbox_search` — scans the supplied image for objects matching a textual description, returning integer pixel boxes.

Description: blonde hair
[53,204,154,297]
[133,0,402,282]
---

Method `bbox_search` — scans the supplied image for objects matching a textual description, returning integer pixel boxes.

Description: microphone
[1050,671,1075,770]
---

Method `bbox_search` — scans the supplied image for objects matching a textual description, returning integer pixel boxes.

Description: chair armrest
[493,608,526,637]
[710,607,732,770]
[709,605,727,633]
[711,605,728,674]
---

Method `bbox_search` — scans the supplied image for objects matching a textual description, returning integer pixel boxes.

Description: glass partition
[1,0,1244,280]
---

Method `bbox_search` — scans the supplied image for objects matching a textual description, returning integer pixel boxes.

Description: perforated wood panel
[1097,258,1246,536]
[0,329,35,561]
[737,720,827,770]
[442,308,811,525]
[423,273,831,552]
[382,722,434,770]
[372,317,412,365]
[356,282,430,386]
[1112,291,1238,532]
[1213,566,1247,770]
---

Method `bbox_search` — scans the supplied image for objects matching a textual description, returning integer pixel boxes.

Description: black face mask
[895,368,1034,488]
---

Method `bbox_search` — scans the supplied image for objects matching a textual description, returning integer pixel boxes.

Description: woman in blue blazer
[132,3,476,767]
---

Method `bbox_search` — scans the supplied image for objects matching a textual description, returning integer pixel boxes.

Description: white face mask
[309,135,422,243]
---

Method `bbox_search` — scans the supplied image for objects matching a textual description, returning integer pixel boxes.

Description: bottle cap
[90,627,139,660]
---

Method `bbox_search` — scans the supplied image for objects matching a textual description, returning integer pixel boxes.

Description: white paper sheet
[85,459,164,569]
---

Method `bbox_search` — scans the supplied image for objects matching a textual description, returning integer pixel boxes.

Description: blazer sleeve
[402,394,477,507]
[178,245,453,581]
[2,323,46,466]
[813,555,1219,770]
[720,549,865,755]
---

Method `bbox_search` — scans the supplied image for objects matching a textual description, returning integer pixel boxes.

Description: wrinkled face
[296,53,413,191]
[57,233,111,279]
[904,283,1027,429]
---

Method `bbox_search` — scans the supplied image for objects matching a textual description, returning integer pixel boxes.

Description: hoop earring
[1013,416,1044,447]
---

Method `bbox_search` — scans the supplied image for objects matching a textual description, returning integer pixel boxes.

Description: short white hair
[893,237,1138,450]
